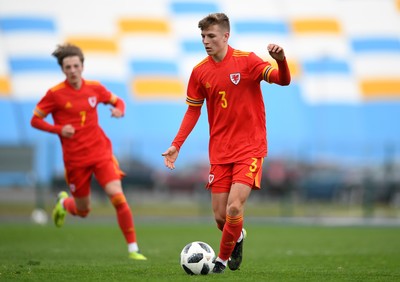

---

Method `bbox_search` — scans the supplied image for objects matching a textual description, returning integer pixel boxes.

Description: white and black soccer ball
[180,241,215,275]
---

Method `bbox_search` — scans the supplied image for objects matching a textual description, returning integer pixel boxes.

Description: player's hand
[268,44,285,61]
[161,146,179,170]
[110,107,123,118]
[61,124,75,138]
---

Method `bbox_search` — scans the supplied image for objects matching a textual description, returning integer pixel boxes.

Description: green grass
[0,222,399,281]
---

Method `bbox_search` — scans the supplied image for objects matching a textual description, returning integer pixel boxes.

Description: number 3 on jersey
[219,91,227,108]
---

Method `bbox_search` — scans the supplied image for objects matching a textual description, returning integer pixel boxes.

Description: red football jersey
[186,46,275,164]
[33,79,119,167]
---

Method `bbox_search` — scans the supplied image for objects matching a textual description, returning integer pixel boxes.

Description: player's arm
[31,90,76,138]
[162,105,201,169]
[31,113,75,138]
[109,94,125,118]
[264,44,291,86]
[31,113,63,134]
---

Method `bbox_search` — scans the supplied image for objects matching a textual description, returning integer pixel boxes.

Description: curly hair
[52,43,84,66]
[198,13,230,32]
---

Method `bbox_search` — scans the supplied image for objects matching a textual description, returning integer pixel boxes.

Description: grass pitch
[0,221,399,281]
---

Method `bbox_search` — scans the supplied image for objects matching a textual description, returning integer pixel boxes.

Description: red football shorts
[206,157,264,194]
[65,156,125,198]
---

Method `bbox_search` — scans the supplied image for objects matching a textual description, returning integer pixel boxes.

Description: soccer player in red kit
[31,43,147,260]
[162,13,290,273]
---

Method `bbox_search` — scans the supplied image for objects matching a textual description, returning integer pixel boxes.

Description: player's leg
[72,196,91,217]
[96,158,147,260]
[227,157,264,271]
[228,228,247,269]
[225,183,250,270]
[207,163,231,273]
[211,191,229,273]
[52,191,69,227]
[208,163,231,231]
[212,192,228,231]
[52,167,91,227]
[103,180,146,260]
[219,183,251,270]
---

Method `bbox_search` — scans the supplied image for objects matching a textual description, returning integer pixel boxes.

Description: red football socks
[110,193,136,244]
[63,197,77,215]
[218,214,243,260]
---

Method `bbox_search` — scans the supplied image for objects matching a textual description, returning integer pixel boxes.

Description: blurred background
[0,0,399,223]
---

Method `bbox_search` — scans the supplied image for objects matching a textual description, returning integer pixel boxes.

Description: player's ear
[224,32,230,42]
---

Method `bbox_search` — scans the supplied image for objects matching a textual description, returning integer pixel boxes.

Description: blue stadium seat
[170,1,219,14]
[130,60,179,76]
[9,57,59,73]
[0,16,55,33]
[234,21,289,35]
[351,37,400,53]
[302,58,350,74]
[0,100,20,143]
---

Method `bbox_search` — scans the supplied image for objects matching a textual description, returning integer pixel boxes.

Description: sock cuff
[110,192,126,206]
[226,214,243,225]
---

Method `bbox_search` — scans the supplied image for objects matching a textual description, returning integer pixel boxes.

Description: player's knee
[76,209,90,218]
[227,204,241,217]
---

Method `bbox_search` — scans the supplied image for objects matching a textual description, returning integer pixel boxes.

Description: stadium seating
[0,0,399,183]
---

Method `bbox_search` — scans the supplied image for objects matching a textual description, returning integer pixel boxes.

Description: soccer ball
[180,241,215,275]
[31,208,48,225]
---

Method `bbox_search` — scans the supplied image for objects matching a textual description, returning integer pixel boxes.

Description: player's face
[62,56,83,89]
[201,24,229,62]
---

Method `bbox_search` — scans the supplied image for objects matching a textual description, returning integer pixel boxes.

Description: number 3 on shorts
[249,158,258,172]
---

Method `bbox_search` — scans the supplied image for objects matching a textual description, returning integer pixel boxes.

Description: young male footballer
[162,13,291,273]
[31,43,147,261]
